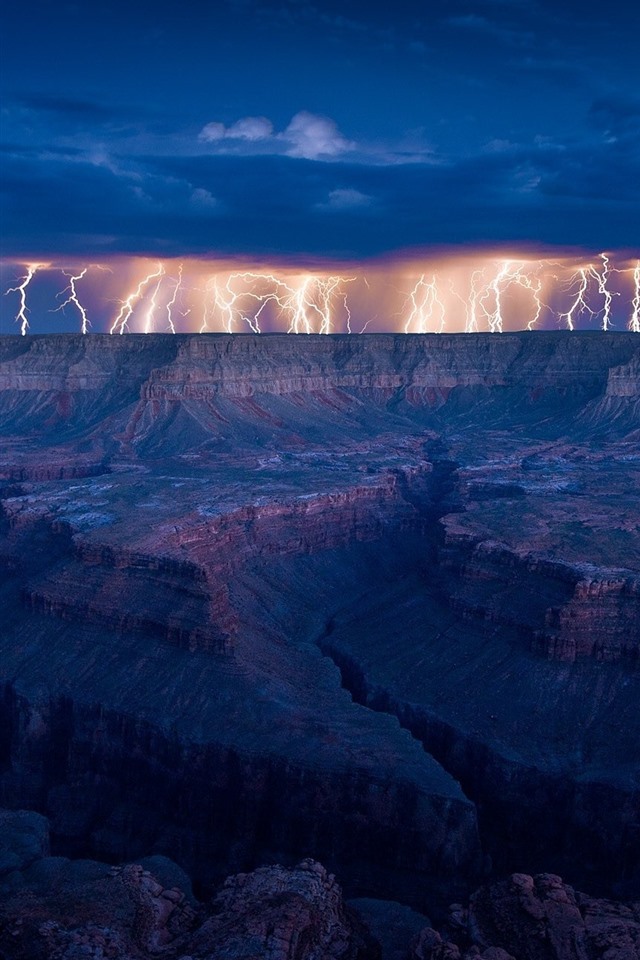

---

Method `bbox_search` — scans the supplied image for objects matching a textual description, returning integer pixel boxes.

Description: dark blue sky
[1,0,639,260]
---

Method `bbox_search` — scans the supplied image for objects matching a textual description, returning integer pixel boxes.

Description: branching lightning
[449,270,484,332]
[403,275,446,333]
[53,268,91,333]
[559,268,595,331]
[212,273,283,333]
[630,262,640,333]
[3,253,639,334]
[166,263,185,334]
[477,261,546,333]
[205,272,354,334]
[143,276,164,334]
[588,253,619,331]
[110,263,165,334]
[5,264,43,335]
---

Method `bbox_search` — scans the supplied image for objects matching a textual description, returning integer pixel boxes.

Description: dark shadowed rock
[411,873,640,960]
[0,830,378,960]
[348,897,431,960]
[189,858,379,959]
[0,808,50,885]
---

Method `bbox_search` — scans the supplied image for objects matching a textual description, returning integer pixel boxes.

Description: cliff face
[1,332,639,913]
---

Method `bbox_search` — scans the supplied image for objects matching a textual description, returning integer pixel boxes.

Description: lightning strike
[213,273,287,333]
[449,270,484,332]
[559,268,595,331]
[588,253,619,331]
[110,263,165,334]
[5,253,639,335]
[143,276,164,334]
[5,264,43,335]
[466,270,485,333]
[630,262,640,333]
[479,263,510,333]
[53,268,91,333]
[199,278,216,333]
[166,264,185,334]
[403,275,446,333]
[519,273,546,331]
[310,276,355,334]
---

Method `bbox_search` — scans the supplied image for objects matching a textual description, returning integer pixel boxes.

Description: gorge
[0,332,639,955]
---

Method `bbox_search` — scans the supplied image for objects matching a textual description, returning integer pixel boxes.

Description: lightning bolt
[287,277,319,334]
[449,270,484,332]
[587,252,619,331]
[479,263,509,333]
[305,275,355,334]
[209,272,355,334]
[630,262,640,333]
[199,277,215,333]
[559,267,595,331]
[110,263,164,334]
[518,272,546,331]
[165,263,185,334]
[52,267,91,333]
[403,275,446,333]
[466,270,485,333]
[143,276,164,334]
[5,264,43,335]
[213,273,285,333]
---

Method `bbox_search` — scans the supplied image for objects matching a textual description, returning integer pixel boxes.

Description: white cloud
[324,188,372,209]
[227,116,274,141]
[198,111,353,161]
[198,116,273,143]
[199,121,226,142]
[283,111,353,159]
[190,187,218,209]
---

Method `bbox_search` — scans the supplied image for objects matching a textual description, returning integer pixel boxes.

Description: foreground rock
[190,859,378,959]
[1,817,638,960]
[0,819,377,960]
[412,873,640,960]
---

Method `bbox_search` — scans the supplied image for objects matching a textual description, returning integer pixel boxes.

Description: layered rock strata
[0,332,639,913]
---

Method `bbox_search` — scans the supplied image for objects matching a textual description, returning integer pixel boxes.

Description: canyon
[0,332,639,946]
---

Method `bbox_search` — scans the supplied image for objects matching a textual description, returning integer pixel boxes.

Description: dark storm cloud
[15,95,117,121]
[1,0,639,259]
[2,123,638,259]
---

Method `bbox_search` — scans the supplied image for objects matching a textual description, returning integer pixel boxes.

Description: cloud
[282,111,353,159]
[16,94,116,120]
[198,111,353,161]
[199,116,273,143]
[190,187,218,209]
[320,188,373,210]
[2,121,639,261]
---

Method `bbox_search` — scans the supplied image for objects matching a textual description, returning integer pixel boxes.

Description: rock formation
[2,810,638,959]
[411,872,640,960]
[0,812,377,960]
[0,332,639,918]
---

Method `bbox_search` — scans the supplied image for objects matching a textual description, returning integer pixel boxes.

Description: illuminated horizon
[2,250,639,336]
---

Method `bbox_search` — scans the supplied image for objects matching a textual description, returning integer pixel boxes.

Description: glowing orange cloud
[2,251,639,335]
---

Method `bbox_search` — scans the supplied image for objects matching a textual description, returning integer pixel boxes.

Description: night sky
[1,0,639,261]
